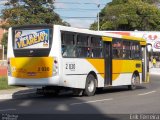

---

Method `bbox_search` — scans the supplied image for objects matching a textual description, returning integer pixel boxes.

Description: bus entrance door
[104,42,112,86]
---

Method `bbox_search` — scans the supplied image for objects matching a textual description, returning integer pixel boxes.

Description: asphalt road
[0,74,160,120]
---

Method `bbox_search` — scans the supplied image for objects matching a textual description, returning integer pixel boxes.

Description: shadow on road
[10,85,148,99]
[95,85,147,95]
[0,94,120,120]
[0,87,137,120]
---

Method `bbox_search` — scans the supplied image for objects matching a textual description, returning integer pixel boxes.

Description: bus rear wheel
[128,74,140,90]
[84,74,96,96]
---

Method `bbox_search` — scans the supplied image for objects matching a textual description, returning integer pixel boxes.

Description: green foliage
[90,0,160,31]
[0,77,17,90]
[1,0,70,28]
[0,0,70,50]
[1,32,8,49]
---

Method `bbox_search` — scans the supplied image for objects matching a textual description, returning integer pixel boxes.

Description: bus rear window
[14,29,50,49]
[12,25,53,57]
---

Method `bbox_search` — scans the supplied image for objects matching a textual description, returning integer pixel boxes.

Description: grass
[0,77,17,90]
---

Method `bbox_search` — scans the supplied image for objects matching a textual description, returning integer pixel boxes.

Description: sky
[0,0,112,29]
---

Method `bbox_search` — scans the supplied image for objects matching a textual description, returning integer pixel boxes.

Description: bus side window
[131,42,141,59]
[67,45,76,57]
[112,39,123,59]
[122,41,130,59]
[61,32,76,58]
[62,45,67,56]
[76,34,89,58]
[90,36,103,58]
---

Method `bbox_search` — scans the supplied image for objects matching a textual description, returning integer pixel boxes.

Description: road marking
[138,91,156,96]
[19,100,32,107]
[70,98,113,105]
[0,109,16,112]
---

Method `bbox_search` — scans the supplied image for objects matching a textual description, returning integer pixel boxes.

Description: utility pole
[97,4,100,31]
[2,45,4,60]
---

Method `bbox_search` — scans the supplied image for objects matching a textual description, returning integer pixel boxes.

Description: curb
[0,93,12,99]
[149,68,160,75]
[0,88,36,100]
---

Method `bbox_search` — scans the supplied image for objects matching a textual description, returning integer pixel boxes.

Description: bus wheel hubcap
[88,80,94,92]
[132,76,136,85]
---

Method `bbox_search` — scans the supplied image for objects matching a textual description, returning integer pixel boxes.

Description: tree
[90,0,160,31]
[1,0,69,27]
[1,32,8,54]
[0,0,70,50]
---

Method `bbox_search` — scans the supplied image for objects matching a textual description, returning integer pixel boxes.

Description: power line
[55,8,99,11]
[60,16,96,19]
[0,1,107,6]
[54,1,106,6]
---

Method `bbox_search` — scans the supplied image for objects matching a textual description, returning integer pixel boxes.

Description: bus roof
[55,25,146,44]
[10,24,146,44]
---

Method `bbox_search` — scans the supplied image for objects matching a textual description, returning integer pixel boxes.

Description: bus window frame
[112,38,123,59]
[130,41,142,60]
[112,38,142,60]
[61,31,103,59]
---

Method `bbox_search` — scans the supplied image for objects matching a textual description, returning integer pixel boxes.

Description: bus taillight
[7,58,11,75]
[7,58,10,65]
[53,58,58,76]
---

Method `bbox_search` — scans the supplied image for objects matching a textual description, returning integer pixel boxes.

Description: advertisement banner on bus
[14,29,49,49]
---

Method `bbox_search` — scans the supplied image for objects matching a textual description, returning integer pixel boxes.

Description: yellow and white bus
[7,25,149,96]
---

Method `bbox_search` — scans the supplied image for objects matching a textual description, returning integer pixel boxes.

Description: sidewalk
[0,87,36,99]
[149,61,160,74]
[0,87,30,95]
[149,67,160,74]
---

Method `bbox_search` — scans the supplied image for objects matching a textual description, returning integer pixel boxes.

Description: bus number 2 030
[66,63,75,71]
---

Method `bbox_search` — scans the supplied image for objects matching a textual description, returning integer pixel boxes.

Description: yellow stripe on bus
[112,60,142,80]
[102,36,112,42]
[140,41,147,46]
[86,59,105,78]
[86,59,142,81]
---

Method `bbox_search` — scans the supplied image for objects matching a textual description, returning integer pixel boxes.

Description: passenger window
[61,32,76,57]
[90,37,103,58]
[131,42,141,59]
[112,39,123,59]
[122,41,130,59]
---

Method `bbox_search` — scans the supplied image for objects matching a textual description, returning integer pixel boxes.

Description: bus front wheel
[84,74,96,96]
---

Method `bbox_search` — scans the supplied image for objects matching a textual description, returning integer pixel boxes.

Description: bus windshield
[12,25,53,57]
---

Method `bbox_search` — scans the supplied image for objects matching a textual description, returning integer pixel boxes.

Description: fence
[0,60,7,77]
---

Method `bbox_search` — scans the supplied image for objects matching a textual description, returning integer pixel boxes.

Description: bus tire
[84,74,96,96]
[128,74,140,90]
